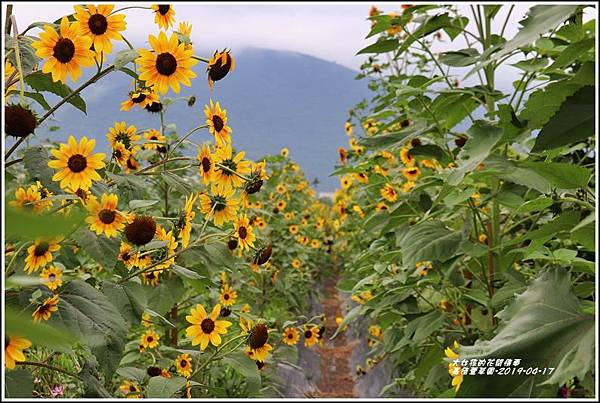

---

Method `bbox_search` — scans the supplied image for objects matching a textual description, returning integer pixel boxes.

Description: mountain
[16,47,370,192]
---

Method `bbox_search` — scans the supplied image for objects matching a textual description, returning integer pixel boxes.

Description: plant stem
[10,15,25,104]
[16,361,82,381]
[167,125,206,158]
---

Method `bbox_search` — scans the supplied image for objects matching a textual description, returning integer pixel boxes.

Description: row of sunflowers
[4,4,338,398]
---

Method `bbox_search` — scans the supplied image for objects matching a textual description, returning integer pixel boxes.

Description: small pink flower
[50,385,65,398]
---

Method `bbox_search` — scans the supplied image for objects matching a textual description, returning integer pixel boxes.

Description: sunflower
[400,147,415,166]
[48,135,106,191]
[245,323,272,363]
[289,225,299,235]
[10,183,46,213]
[445,341,463,392]
[174,194,196,248]
[198,184,240,227]
[197,144,215,184]
[234,214,256,252]
[107,121,140,151]
[111,142,131,167]
[74,4,126,55]
[118,242,138,270]
[25,238,61,274]
[340,175,353,189]
[175,353,193,378]
[85,193,129,238]
[153,225,178,271]
[276,200,286,211]
[353,205,365,218]
[402,181,416,193]
[186,304,232,350]
[213,143,251,190]
[368,325,382,338]
[241,304,251,313]
[141,270,161,287]
[310,239,321,249]
[141,312,154,328]
[125,215,157,246]
[137,31,197,94]
[120,380,141,398]
[280,148,289,157]
[204,99,232,145]
[254,217,266,231]
[380,183,398,203]
[282,327,300,346]
[141,329,160,349]
[176,22,193,50]
[5,336,32,370]
[5,60,18,94]
[40,266,63,291]
[344,121,353,136]
[151,4,176,30]
[32,17,94,83]
[303,326,319,347]
[416,261,432,276]
[420,159,440,170]
[207,49,235,90]
[32,294,59,322]
[143,129,167,153]
[219,284,238,306]
[376,202,389,213]
[292,259,301,269]
[403,167,421,181]
[121,88,161,111]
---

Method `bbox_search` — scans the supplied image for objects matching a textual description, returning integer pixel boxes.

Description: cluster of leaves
[332,4,595,398]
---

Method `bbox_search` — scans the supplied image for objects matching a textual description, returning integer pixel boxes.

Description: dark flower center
[34,241,50,256]
[145,102,163,113]
[201,157,211,173]
[223,293,230,300]
[99,209,116,224]
[147,366,161,377]
[156,53,178,76]
[212,195,227,212]
[37,303,51,315]
[147,336,154,342]
[129,385,137,392]
[249,324,268,349]
[126,157,138,170]
[208,52,233,82]
[227,238,238,250]
[49,274,56,281]
[115,132,132,149]
[220,306,231,317]
[212,115,224,132]
[201,318,215,334]
[304,330,312,339]
[53,38,76,63]
[125,216,156,246]
[122,252,131,261]
[132,93,146,103]
[158,5,171,15]
[5,104,38,138]
[114,149,123,159]
[180,360,187,367]
[88,13,108,35]
[238,226,247,239]
[220,159,237,176]
[147,272,156,280]
[67,154,87,173]
[287,332,294,339]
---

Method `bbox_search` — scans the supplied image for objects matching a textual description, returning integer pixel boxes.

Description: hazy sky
[5,2,536,71]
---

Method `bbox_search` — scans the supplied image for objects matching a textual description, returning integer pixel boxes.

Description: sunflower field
[2,2,598,400]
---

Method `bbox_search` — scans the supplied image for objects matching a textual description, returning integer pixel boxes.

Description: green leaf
[439,48,480,67]
[531,86,595,152]
[447,121,503,186]
[222,353,261,395]
[23,145,62,193]
[5,307,77,349]
[547,38,595,70]
[330,305,362,339]
[357,38,399,55]
[7,90,51,110]
[171,264,206,280]
[147,275,185,315]
[5,35,39,75]
[73,228,120,269]
[396,221,463,267]
[4,368,34,398]
[114,49,139,70]
[518,161,591,189]
[146,375,187,398]
[397,13,466,54]
[128,199,159,210]
[25,72,87,113]
[161,172,193,194]
[54,280,128,378]
[116,367,147,383]
[457,268,594,397]
[101,281,147,325]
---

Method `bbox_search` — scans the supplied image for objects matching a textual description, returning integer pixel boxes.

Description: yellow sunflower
[136,31,197,94]
[177,194,197,248]
[74,4,126,55]
[276,200,286,211]
[203,99,231,145]
[5,336,32,370]
[213,143,251,190]
[48,135,106,191]
[345,121,353,136]
[31,17,94,83]
[219,284,238,306]
[280,148,289,157]
[380,183,398,203]
[5,60,18,94]
[207,49,235,90]
[32,294,59,322]
[310,239,321,249]
[121,88,160,111]
[40,266,63,291]
[445,341,463,392]
[289,225,299,235]
[153,225,178,271]
[292,259,301,269]
[403,167,421,181]
[107,121,140,151]
[25,238,61,274]
[111,142,131,167]
[85,193,129,238]
[141,270,162,287]
[241,304,251,313]
[354,172,369,184]
[177,22,193,50]
[198,184,240,227]
[282,327,300,346]
[303,326,319,347]
[175,353,193,378]
[245,323,272,363]
[120,380,141,398]
[118,242,138,270]
[197,143,215,184]
[9,183,52,213]
[400,147,415,166]
[186,303,232,350]
[141,329,160,349]
[340,175,353,189]
[376,202,389,213]
[143,129,167,153]
[151,4,176,30]
[234,214,256,252]
[402,181,416,193]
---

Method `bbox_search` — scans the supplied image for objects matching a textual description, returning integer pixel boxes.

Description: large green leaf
[101,281,147,325]
[519,161,591,189]
[222,353,261,395]
[439,48,480,67]
[396,221,463,267]
[5,35,39,75]
[73,228,120,269]
[54,280,127,377]
[531,86,595,152]
[25,72,87,113]
[447,121,503,186]
[457,268,594,397]
[4,369,34,398]
[23,146,62,193]
[547,38,595,70]
[5,307,77,349]
[146,376,187,398]
[357,38,399,55]
[4,205,85,240]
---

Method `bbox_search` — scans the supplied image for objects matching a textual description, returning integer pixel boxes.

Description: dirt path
[307,275,357,398]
